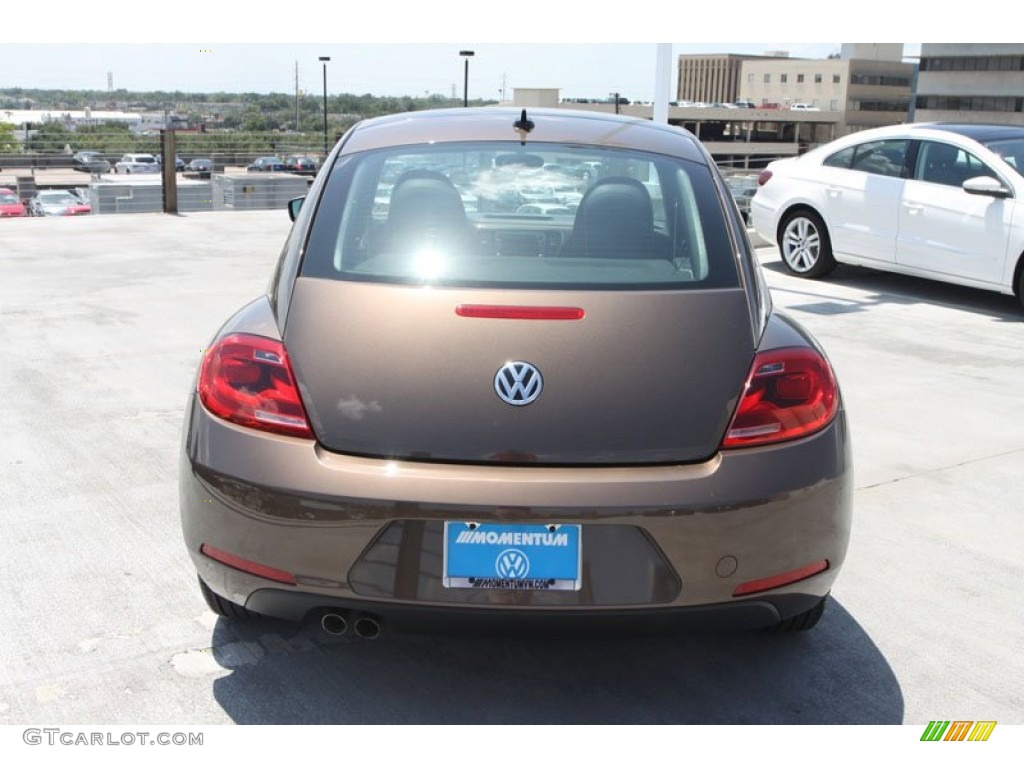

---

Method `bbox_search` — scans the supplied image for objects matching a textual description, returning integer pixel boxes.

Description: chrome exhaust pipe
[320,611,350,636]
[353,613,383,640]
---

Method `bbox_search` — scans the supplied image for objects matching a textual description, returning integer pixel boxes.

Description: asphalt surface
[0,211,1021,725]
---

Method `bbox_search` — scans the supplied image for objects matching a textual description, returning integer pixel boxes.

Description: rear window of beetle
[300,142,739,290]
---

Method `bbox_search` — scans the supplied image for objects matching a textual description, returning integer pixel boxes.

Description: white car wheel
[780,211,836,279]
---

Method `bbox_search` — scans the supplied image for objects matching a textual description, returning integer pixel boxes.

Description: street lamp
[459,50,475,108]
[319,56,330,156]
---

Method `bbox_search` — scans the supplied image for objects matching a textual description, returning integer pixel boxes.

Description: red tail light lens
[757,170,773,186]
[200,544,297,585]
[198,333,314,439]
[733,560,829,596]
[722,347,838,448]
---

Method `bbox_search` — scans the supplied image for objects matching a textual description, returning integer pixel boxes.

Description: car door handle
[903,202,925,215]
[825,186,842,197]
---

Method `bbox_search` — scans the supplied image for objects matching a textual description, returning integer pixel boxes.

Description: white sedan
[114,153,160,174]
[750,123,1024,307]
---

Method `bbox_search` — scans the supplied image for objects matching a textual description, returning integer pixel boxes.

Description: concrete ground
[0,211,1021,725]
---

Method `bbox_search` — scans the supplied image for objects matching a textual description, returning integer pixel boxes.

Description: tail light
[198,333,314,439]
[722,347,838,448]
[200,544,296,585]
[757,169,773,186]
[733,560,829,596]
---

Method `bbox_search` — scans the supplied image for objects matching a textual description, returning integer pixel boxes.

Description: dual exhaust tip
[319,610,383,640]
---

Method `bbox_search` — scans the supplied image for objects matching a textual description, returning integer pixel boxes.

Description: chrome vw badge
[495,549,530,579]
[494,361,543,406]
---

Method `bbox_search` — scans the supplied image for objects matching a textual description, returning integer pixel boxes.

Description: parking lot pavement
[0,213,1022,725]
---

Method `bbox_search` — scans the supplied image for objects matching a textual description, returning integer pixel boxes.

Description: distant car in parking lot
[789,103,821,112]
[114,154,160,174]
[71,150,111,174]
[751,122,1024,307]
[156,154,186,172]
[572,160,603,180]
[186,158,213,178]
[515,202,574,216]
[181,107,851,639]
[247,156,286,172]
[284,156,318,175]
[0,187,28,217]
[29,190,91,216]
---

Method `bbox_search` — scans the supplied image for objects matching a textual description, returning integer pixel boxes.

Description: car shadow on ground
[207,599,903,724]
[761,261,1023,323]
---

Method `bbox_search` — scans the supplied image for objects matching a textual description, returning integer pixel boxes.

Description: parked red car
[0,187,27,218]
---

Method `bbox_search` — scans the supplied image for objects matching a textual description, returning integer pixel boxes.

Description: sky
[1,43,896,102]
[2,1,985,102]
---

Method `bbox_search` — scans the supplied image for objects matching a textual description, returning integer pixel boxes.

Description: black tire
[768,595,827,633]
[1017,258,1024,310]
[779,209,836,279]
[198,576,262,620]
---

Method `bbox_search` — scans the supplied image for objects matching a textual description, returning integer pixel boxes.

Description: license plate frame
[442,521,582,591]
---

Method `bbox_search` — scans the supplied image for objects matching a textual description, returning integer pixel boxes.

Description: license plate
[443,522,582,591]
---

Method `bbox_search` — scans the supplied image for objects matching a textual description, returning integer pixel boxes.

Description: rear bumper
[245,588,825,634]
[180,395,852,629]
[749,197,779,246]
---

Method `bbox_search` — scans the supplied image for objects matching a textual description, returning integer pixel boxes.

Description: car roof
[340,107,709,164]
[826,122,1024,145]
[916,122,1024,143]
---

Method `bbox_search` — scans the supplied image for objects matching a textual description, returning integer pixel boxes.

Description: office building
[915,44,1024,126]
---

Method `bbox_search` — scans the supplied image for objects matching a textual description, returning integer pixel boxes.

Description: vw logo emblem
[495,549,530,579]
[494,361,543,406]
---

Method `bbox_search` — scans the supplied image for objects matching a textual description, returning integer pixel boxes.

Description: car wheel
[779,210,836,278]
[768,595,826,633]
[1017,257,1024,310]
[198,576,262,620]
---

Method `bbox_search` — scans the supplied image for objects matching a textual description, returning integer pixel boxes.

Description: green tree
[0,122,18,152]
[25,122,72,153]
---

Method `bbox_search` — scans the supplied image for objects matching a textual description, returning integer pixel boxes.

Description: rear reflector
[198,333,314,439]
[757,170,773,186]
[722,347,838,448]
[456,305,585,320]
[200,544,297,585]
[733,560,829,597]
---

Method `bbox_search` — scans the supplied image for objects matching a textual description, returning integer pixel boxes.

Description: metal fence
[85,174,311,214]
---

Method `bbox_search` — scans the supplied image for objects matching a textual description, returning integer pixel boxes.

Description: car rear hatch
[284,279,755,464]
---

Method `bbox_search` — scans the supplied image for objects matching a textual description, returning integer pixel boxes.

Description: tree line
[1,87,496,156]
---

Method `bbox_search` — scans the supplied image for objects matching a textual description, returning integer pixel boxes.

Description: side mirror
[963,176,1010,199]
[287,196,305,221]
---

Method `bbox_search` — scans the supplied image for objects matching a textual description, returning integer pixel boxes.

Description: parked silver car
[114,153,159,174]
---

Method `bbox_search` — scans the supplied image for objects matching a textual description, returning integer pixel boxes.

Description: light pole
[319,56,330,156]
[459,50,475,108]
